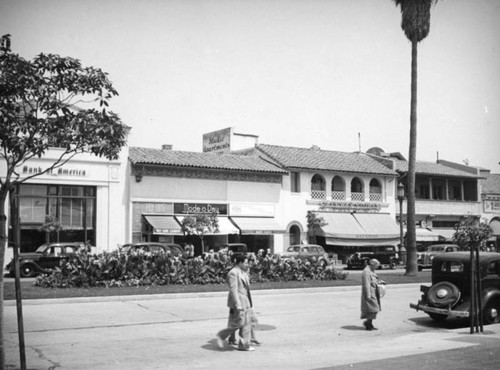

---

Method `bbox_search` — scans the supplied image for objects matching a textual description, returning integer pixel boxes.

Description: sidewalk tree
[453,217,492,252]
[452,216,492,333]
[0,34,129,368]
[392,0,439,275]
[180,211,219,254]
[306,211,327,244]
[38,215,64,243]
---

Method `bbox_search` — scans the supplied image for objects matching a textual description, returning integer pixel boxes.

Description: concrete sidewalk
[5,285,500,369]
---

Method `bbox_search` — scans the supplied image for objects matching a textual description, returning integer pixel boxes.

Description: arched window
[351,177,364,201]
[311,174,326,200]
[331,176,346,200]
[369,178,382,202]
[289,224,301,246]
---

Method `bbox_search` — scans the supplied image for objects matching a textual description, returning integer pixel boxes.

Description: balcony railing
[311,189,326,200]
[331,191,346,201]
[351,192,364,202]
[369,193,382,202]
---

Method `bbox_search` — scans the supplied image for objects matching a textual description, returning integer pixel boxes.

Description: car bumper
[409,302,469,318]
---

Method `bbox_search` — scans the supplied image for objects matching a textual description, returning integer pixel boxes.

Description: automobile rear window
[439,261,464,273]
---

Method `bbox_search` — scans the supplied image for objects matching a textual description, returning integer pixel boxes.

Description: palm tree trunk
[406,39,418,275]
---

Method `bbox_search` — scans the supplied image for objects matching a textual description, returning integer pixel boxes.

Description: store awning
[230,217,285,234]
[143,215,182,235]
[175,216,239,234]
[317,212,400,247]
[434,229,457,242]
[411,228,445,242]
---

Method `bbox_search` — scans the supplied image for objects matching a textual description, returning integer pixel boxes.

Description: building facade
[480,171,500,249]
[370,150,483,250]
[2,147,128,263]
[239,144,400,260]
[127,146,287,255]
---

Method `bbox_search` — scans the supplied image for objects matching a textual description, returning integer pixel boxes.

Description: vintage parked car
[345,245,399,270]
[214,243,248,254]
[119,242,183,256]
[417,244,460,271]
[5,242,88,278]
[280,244,329,263]
[410,251,500,324]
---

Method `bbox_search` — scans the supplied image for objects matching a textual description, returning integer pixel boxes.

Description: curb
[4,283,425,306]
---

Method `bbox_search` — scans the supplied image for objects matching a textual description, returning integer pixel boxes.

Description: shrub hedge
[34,249,347,289]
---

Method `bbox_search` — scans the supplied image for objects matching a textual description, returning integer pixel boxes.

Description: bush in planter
[35,249,346,288]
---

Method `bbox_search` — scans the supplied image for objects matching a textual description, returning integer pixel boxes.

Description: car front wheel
[483,298,500,325]
[20,264,36,278]
[429,313,448,322]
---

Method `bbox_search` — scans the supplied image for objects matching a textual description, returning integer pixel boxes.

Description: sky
[1,0,500,172]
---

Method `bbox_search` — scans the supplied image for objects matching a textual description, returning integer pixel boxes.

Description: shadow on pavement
[340,325,366,331]
[202,338,237,352]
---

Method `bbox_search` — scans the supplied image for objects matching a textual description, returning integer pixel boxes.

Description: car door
[299,246,310,259]
[39,246,62,270]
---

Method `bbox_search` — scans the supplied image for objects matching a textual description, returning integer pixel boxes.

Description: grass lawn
[3,269,432,301]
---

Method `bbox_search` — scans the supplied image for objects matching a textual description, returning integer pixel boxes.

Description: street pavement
[4,283,500,370]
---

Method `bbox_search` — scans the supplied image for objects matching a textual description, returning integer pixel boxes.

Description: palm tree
[392,0,438,275]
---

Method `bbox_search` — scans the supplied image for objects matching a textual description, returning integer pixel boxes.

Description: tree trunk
[0,187,9,368]
[405,39,419,276]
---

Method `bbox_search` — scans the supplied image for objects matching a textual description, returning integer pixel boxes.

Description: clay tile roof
[393,160,480,178]
[256,144,397,175]
[482,173,500,194]
[129,147,286,174]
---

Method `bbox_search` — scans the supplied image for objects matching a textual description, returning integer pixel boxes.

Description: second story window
[351,177,364,201]
[369,178,382,202]
[291,172,301,193]
[331,176,346,200]
[311,174,326,200]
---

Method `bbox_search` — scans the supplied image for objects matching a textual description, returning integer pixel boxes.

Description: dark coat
[360,265,381,319]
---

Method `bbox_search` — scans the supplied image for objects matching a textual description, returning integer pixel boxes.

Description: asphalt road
[5,284,500,370]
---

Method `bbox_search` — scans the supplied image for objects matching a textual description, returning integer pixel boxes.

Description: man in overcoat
[216,254,254,351]
[360,258,383,330]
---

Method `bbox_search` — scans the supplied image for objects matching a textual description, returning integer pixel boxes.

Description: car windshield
[121,245,132,253]
[35,245,48,253]
[428,246,445,252]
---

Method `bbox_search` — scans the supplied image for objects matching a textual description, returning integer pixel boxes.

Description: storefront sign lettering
[319,201,381,213]
[174,203,228,215]
[22,165,89,177]
[202,128,231,154]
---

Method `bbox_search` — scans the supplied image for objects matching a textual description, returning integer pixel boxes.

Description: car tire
[426,281,460,308]
[483,298,500,325]
[418,265,423,272]
[429,313,448,322]
[20,264,36,278]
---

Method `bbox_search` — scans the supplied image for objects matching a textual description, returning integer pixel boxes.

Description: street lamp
[397,182,405,263]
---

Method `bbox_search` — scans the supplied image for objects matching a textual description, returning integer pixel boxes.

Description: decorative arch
[331,175,346,200]
[287,222,303,246]
[311,174,326,200]
[351,177,364,201]
[369,178,382,202]
[490,217,500,236]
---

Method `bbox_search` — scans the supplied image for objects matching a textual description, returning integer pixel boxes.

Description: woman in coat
[360,259,384,330]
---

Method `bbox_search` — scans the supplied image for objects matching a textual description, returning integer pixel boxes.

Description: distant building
[369,148,483,251]
[480,171,500,250]
[127,146,286,255]
[239,144,400,260]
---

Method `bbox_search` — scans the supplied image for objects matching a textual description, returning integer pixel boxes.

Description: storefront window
[18,184,96,251]
[19,197,46,223]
